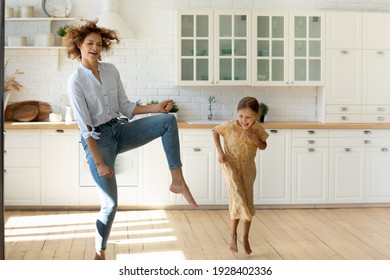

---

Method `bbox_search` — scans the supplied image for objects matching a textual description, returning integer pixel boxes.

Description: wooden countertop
[5,121,390,130]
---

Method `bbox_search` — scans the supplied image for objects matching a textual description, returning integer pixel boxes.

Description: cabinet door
[256,129,291,204]
[326,12,362,49]
[138,139,175,206]
[40,129,79,205]
[215,11,251,85]
[365,147,390,202]
[329,147,365,203]
[292,147,329,203]
[362,13,390,50]
[252,13,288,85]
[290,13,324,85]
[4,167,40,205]
[326,49,362,104]
[362,50,390,105]
[177,11,213,85]
[180,147,215,205]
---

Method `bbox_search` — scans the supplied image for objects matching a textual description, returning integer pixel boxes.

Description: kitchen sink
[186,120,224,124]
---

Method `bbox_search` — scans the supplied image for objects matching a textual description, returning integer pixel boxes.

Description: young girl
[213,97,268,255]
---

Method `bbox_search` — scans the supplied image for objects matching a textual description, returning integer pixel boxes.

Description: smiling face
[79,32,103,63]
[237,107,259,129]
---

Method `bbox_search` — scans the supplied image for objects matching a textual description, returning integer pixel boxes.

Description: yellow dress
[214,120,269,221]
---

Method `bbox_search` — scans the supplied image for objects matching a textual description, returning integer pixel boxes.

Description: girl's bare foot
[94,251,105,260]
[228,234,238,253]
[170,183,198,208]
[242,236,252,255]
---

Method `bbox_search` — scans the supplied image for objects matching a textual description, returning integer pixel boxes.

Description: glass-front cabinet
[252,13,288,85]
[177,11,213,85]
[290,13,325,85]
[214,11,251,85]
[176,11,324,86]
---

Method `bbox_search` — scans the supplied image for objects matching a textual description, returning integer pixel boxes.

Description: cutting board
[5,101,52,122]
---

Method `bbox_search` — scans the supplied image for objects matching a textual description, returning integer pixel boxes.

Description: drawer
[4,147,40,167]
[292,138,329,147]
[5,130,40,148]
[326,114,362,123]
[330,129,390,138]
[330,138,390,147]
[292,129,329,137]
[180,129,214,146]
[362,115,390,123]
[362,105,390,114]
[326,105,361,114]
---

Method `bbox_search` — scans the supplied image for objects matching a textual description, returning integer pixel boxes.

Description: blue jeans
[81,114,182,251]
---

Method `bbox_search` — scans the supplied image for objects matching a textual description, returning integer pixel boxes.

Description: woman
[66,19,198,260]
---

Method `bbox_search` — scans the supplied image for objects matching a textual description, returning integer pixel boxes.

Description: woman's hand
[96,162,115,178]
[218,152,227,163]
[156,100,173,113]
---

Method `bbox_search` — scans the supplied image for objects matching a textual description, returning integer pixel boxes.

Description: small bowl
[221,48,232,55]
[191,49,207,56]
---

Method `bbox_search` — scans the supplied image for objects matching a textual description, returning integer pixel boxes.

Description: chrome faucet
[208,96,215,120]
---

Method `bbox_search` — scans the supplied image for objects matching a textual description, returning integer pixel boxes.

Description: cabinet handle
[340,107,349,111]
[307,130,315,135]
[377,116,385,121]
[193,147,201,152]
[363,140,371,144]
[377,107,385,112]
[344,148,351,152]
[377,51,385,55]
[381,148,389,152]
[340,50,349,54]
[270,129,278,134]
[55,129,64,133]
[307,148,315,152]
[340,116,349,121]
[363,130,371,135]
[307,140,315,144]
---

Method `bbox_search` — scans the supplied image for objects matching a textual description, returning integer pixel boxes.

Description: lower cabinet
[4,130,41,205]
[291,129,329,204]
[40,129,79,205]
[329,129,390,203]
[4,128,80,206]
[256,129,292,204]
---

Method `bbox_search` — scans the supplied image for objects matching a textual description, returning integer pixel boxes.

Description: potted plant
[259,102,268,123]
[56,24,70,46]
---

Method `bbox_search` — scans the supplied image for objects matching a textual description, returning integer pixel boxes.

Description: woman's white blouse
[68,62,136,140]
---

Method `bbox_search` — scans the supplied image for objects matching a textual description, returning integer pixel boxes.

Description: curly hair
[65,18,120,61]
[237,96,260,115]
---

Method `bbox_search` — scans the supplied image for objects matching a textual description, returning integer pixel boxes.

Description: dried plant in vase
[4,59,23,112]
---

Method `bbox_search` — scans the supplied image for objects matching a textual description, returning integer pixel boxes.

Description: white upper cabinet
[214,11,251,85]
[290,12,325,86]
[177,10,324,86]
[177,11,214,85]
[252,12,289,85]
[362,13,390,50]
[326,12,362,49]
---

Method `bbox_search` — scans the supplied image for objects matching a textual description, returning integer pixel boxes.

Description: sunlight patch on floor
[116,250,186,260]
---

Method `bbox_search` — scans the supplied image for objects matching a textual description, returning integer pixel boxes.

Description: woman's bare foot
[228,234,238,253]
[94,251,105,260]
[170,183,198,208]
[242,236,252,255]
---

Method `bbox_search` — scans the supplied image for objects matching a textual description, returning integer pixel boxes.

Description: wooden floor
[4,207,390,260]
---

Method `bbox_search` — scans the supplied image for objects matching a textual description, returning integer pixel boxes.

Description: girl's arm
[213,130,227,163]
[246,128,267,150]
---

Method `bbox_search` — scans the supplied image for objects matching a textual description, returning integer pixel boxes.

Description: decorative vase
[260,115,265,123]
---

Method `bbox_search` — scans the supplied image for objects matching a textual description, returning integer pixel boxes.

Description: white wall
[4,0,390,122]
